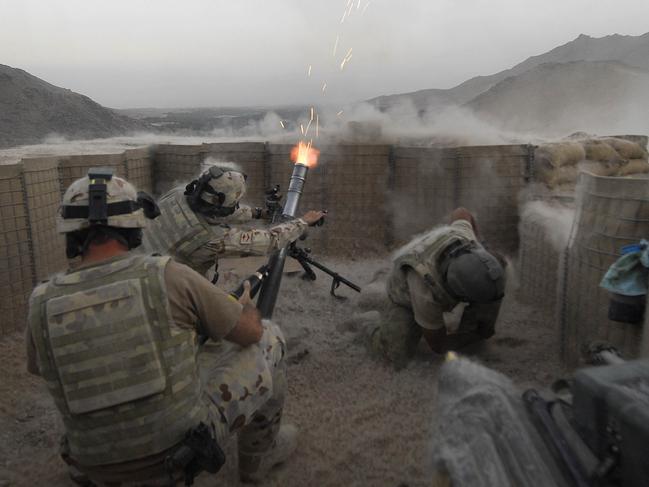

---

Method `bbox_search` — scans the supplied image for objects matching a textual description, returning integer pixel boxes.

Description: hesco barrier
[1,141,530,335]
[517,197,576,319]
[0,164,33,335]
[559,173,649,367]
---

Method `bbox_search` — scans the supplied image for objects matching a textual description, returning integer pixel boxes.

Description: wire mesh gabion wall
[0,142,532,335]
[517,199,575,320]
[559,173,649,367]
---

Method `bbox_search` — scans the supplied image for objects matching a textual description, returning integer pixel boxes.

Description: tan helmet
[57,168,148,233]
[197,166,247,209]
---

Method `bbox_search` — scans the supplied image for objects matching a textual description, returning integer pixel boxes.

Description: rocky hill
[466,60,649,136]
[369,32,649,115]
[0,64,143,148]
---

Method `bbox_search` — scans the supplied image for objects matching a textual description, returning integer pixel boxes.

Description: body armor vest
[28,254,209,466]
[390,226,472,308]
[141,188,226,272]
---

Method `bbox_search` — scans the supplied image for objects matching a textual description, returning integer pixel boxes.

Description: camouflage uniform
[220,204,257,224]
[141,188,307,275]
[27,252,287,485]
[371,220,501,367]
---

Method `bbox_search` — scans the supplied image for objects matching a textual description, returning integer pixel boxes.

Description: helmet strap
[185,166,240,216]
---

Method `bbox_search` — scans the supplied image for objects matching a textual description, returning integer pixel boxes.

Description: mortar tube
[257,163,309,318]
[283,163,309,217]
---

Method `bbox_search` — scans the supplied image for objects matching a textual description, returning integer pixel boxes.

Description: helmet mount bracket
[87,168,114,224]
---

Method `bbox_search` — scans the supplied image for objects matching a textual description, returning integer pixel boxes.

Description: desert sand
[0,256,564,487]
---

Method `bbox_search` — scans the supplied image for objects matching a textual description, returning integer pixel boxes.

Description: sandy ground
[0,257,564,487]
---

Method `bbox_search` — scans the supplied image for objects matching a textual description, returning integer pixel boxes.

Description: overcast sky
[2,0,649,108]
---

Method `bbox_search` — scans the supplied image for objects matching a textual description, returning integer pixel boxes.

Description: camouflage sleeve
[215,218,308,257]
[222,205,254,224]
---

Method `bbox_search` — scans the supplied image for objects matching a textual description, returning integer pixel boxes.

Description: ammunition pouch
[165,423,226,486]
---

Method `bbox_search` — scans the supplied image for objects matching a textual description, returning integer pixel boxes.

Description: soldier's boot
[238,420,298,483]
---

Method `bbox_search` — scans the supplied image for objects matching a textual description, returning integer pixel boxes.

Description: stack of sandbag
[535,136,649,189]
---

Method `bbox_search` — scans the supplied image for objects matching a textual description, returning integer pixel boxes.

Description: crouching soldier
[141,164,325,276]
[368,208,506,369]
[26,169,295,485]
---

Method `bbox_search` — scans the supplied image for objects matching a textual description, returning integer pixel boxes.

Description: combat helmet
[58,168,159,233]
[185,165,247,217]
[58,168,159,257]
[442,242,505,303]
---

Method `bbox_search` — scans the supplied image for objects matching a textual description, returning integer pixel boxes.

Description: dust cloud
[520,200,575,252]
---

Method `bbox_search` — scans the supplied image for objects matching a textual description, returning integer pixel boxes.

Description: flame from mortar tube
[291,141,320,168]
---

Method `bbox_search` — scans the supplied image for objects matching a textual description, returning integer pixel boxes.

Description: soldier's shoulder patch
[239,231,254,244]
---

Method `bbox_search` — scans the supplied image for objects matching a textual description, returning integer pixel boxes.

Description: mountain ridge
[368,31,649,111]
[466,59,649,136]
[0,64,144,148]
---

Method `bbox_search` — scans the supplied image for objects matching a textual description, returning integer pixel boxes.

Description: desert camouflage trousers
[72,321,288,486]
[200,320,287,475]
[369,304,424,370]
[369,301,500,369]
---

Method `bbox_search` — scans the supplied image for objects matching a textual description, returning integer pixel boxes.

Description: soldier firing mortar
[141,162,325,277]
[26,169,297,485]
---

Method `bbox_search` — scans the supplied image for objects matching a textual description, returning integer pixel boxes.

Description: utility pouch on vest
[165,423,225,486]
[436,239,466,268]
[46,279,167,414]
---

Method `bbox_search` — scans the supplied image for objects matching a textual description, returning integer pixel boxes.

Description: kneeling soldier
[26,169,295,485]
[141,164,324,276]
[368,208,506,369]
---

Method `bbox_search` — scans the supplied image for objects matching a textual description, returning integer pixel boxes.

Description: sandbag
[535,142,586,168]
[618,159,649,176]
[611,135,649,150]
[601,138,648,160]
[583,141,625,164]
[564,132,594,141]
[536,164,579,187]
[578,160,622,177]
